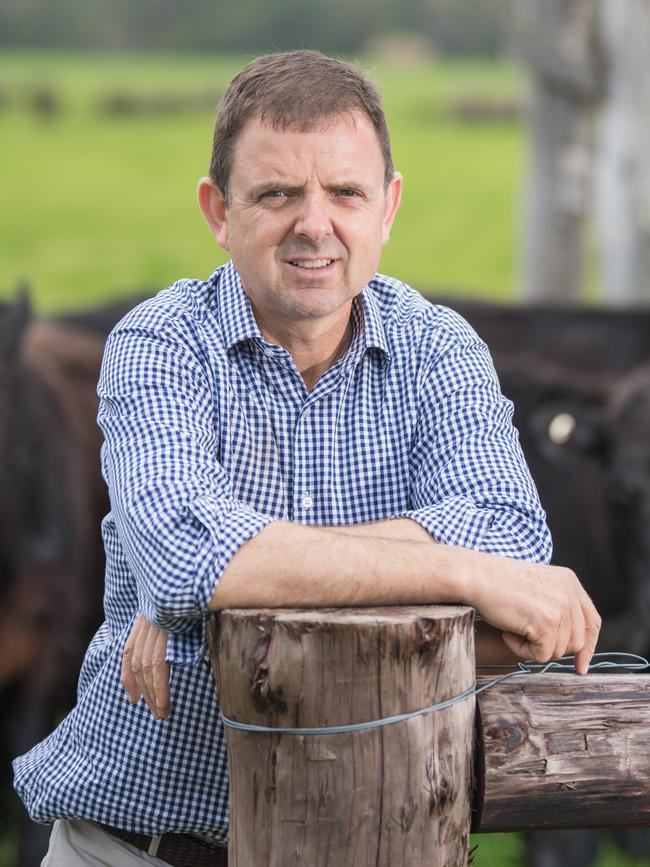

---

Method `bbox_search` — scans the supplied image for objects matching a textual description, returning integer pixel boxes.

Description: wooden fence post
[209,605,475,867]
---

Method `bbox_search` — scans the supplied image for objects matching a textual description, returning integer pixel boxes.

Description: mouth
[285,258,337,272]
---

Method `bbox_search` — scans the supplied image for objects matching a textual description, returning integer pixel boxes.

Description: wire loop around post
[221,652,649,736]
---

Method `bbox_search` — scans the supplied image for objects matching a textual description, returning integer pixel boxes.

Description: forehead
[229,111,385,185]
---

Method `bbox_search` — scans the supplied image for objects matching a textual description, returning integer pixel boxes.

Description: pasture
[0,51,646,867]
[1,51,524,311]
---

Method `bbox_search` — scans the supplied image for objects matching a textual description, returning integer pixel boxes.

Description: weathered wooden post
[209,605,475,867]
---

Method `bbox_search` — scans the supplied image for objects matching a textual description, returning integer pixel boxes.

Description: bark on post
[209,605,475,867]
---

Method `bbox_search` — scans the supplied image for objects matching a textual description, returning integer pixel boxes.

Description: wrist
[435,545,485,608]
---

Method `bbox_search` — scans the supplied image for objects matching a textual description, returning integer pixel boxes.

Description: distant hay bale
[445,93,523,123]
[363,32,437,67]
[98,88,221,115]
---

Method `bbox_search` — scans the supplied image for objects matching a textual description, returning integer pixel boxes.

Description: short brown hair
[209,50,394,203]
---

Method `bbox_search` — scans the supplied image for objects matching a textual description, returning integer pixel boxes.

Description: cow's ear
[528,401,607,465]
[0,284,31,364]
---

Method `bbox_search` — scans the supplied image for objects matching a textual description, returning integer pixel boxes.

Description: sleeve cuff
[149,504,275,664]
[188,497,276,613]
[402,501,552,563]
[165,620,208,666]
[402,500,495,549]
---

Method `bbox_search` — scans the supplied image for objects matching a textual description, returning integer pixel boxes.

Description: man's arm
[98,310,275,666]
[399,315,553,564]
[209,520,599,671]
[124,518,599,718]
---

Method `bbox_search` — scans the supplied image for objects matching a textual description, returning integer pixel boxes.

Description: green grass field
[1,50,524,311]
[0,51,645,867]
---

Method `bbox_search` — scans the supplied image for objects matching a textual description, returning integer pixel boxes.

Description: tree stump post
[209,605,475,867]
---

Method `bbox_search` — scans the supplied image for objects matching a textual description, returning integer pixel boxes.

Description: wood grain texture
[209,606,475,867]
[474,673,650,832]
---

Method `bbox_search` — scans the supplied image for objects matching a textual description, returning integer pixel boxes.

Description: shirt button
[301,494,313,510]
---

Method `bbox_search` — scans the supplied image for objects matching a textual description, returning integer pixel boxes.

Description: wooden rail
[474,672,650,832]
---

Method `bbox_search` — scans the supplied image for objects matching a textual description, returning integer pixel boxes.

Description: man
[14,50,600,866]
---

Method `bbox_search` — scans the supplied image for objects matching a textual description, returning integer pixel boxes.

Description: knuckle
[533,645,552,663]
[539,610,557,633]
[567,636,582,654]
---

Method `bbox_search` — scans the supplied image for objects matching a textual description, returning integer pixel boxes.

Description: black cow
[0,292,128,866]
[441,297,650,867]
[443,299,650,653]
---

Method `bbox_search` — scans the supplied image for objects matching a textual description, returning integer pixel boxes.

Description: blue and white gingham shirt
[14,260,551,840]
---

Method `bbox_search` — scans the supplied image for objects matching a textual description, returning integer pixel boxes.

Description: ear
[0,284,32,364]
[528,401,608,467]
[197,177,230,251]
[381,171,403,245]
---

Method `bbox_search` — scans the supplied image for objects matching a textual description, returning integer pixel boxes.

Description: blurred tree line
[0,0,512,55]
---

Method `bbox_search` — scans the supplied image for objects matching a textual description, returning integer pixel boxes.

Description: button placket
[292,405,316,520]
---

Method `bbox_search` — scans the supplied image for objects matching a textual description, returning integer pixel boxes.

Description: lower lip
[285,260,338,278]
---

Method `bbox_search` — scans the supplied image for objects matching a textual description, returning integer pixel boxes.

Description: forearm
[210,520,475,610]
[324,517,435,544]
[209,520,601,676]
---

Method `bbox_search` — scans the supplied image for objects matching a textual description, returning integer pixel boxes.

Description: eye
[337,188,361,198]
[260,190,288,205]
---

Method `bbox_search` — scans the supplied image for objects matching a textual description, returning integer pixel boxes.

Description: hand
[468,559,601,676]
[121,614,171,719]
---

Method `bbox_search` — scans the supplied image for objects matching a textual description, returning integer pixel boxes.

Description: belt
[99,823,228,866]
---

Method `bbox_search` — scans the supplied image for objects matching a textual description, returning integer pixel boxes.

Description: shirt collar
[213,260,263,351]
[356,283,391,360]
[212,260,390,360]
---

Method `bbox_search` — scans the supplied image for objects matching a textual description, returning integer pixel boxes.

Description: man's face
[199,111,401,338]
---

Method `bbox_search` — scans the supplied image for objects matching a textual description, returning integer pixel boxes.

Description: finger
[501,630,535,661]
[121,644,140,703]
[151,630,171,719]
[566,597,586,658]
[140,623,160,718]
[552,606,571,662]
[122,614,144,704]
[131,617,153,711]
[504,617,557,664]
[574,597,601,676]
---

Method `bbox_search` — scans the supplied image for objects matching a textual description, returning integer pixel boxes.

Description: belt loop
[148,834,163,857]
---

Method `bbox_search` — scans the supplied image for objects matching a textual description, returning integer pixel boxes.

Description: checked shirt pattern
[14,261,551,841]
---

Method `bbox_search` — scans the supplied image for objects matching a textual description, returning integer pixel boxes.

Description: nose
[293,194,333,244]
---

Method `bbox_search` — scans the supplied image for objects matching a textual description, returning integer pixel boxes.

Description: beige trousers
[41,819,170,866]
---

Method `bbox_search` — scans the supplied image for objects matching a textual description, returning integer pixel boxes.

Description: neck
[255,305,354,392]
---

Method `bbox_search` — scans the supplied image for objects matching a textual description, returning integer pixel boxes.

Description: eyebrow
[249,182,304,197]
[249,179,372,197]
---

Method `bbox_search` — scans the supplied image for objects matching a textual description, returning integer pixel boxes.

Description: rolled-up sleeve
[401,326,552,564]
[97,318,274,662]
